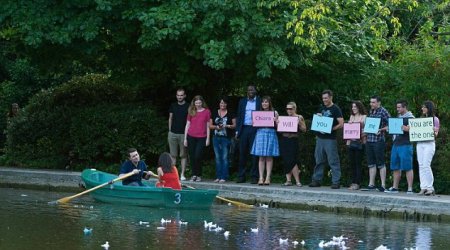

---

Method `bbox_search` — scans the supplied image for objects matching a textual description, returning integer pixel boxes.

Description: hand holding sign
[363,117,381,134]
[252,111,275,127]
[343,123,361,139]
[277,116,299,132]
[409,117,434,142]
[388,118,404,134]
[311,114,333,134]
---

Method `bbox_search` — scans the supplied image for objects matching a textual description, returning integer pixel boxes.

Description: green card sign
[409,117,434,142]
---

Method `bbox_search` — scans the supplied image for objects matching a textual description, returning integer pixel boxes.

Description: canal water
[1,188,449,249]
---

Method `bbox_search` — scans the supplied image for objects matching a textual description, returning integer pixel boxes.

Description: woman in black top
[209,97,236,183]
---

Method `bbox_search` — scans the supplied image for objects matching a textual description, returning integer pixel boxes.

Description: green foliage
[364,44,449,116]
[433,127,450,194]
[4,74,166,169]
[0,0,449,192]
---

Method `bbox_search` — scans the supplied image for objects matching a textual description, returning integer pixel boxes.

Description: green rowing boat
[81,169,218,209]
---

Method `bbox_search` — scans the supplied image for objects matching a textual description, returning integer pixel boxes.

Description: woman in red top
[156,152,182,190]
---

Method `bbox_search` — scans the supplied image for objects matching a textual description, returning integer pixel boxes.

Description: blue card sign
[363,117,381,134]
[311,114,333,134]
[388,118,404,134]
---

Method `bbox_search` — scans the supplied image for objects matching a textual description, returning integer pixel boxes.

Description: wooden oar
[183,184,253,208]
[50,171,136,205]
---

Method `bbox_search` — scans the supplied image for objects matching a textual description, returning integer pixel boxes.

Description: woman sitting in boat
[119,148,157,186]
[156,152,182,190]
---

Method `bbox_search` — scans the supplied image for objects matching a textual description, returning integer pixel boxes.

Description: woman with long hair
[184,95,211,182]
[156,152,182,190]
[417,101,440,196]
[346,101,367,190]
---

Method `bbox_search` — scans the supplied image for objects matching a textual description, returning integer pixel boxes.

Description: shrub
[4,74,166,170]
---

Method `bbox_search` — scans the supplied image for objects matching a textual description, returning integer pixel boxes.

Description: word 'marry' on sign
[343,123,361,139]
[409,117,434,142]
[277,116,299,132]
[311,114,333,134]
[363,117,381,134]
[252,111,275,127]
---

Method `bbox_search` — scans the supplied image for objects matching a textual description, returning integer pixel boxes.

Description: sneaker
[180,175,186,181]
[190,176,197,182]
[377,186,385,192]
[214,179,220,183]
[219,179,226,183]
[195,176,202,182]
[367,185,376,191]
[309,181,321,187]
[406,190,414,195]
[331,183,340,189]
[384,187,399,193]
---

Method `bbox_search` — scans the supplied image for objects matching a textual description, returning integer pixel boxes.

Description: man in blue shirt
[235,84,261,184]
[119,148,156,186]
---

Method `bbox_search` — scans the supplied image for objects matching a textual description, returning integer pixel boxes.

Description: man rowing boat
[119,148,157,186]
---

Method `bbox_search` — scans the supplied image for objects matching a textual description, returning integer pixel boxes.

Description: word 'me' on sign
[311,114,333,134]
[252,111,275,127]
[409,117,434,142]
[277,116,299,132]
[343,123,361,139]
[363,117,381,134]
[388,118,404,135]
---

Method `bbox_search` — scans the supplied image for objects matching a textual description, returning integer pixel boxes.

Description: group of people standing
[166,85,440,195]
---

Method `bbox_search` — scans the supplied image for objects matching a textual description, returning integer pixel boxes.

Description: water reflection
[1,188,449,249]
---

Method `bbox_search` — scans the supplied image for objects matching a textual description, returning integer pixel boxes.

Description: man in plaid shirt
[365,95,390,191]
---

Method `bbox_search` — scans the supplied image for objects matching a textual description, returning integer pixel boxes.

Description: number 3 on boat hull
[174,193,182,204]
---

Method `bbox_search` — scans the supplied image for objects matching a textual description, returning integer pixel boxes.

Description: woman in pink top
[184,95,211,182]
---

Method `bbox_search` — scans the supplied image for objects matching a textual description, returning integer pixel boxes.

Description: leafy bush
[4,74,166,170]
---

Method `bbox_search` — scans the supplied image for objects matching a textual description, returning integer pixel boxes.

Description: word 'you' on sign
[409,117,435,142]
[252,111,275,127]
[343,123,361,139]
[311,114,333,134]
[363,117,381,134]
[277,116,299,132]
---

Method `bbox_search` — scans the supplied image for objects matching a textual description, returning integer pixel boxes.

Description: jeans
[366,139,386,168]
[312,138,341,184]
[417,141,436,190]
[187,135,206,177]
[237,126,258,180]
[213,136,231,180]
[347,145,364,185]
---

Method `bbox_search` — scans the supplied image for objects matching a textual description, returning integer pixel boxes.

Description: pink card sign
[343,123,361,139]
[277,116,299,132]
[252,111,275,127]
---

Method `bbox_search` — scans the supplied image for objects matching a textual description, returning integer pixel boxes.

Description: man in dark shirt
[309,90,344,189]
[119,148,156,186]
[168,88,189,180]
[385,100,415,194]
[235,84,261,184]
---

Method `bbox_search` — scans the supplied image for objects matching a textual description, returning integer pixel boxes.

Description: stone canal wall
[1,167,449,222]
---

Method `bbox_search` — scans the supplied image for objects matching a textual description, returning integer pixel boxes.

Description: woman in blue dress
[251,96,279,185]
